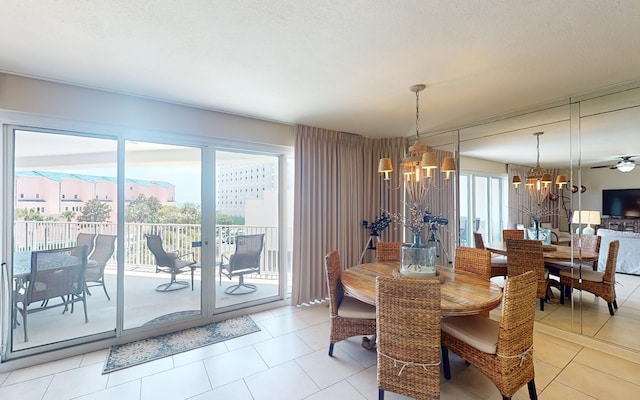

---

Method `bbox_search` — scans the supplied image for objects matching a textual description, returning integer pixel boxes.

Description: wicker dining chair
[502,229,524,240]
[506,238,549,311]
[324,250,376,357]
[454,246,492,281]
[441,270,538,400]
[560,240,619,315]
[376,242,402,262]
[546,234,601,274]
[376,276,441,400]
[474,232,507,278]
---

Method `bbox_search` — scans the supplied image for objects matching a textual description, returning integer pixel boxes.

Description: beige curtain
[292,125,404,305]
[507,163,560,228]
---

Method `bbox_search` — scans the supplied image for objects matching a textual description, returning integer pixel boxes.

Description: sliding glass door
[214,150,282,311]
[122,140,203,329]
[10,128,119,352]
[2,126,290,362]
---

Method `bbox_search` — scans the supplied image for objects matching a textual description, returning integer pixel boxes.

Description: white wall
[0,73,295,147]
[460,156,506,175]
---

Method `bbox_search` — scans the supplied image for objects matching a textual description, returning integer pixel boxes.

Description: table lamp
[572,210,601,235]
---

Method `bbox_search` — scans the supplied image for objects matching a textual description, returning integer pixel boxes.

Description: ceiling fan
[590,156,636,172]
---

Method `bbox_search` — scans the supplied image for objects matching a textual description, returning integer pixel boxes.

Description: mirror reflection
[457,84,640,353]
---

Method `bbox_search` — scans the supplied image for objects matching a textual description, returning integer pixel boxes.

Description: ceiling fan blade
[590,164,614,169]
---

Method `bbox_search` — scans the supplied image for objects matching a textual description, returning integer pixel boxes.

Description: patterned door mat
[103,315,260,373]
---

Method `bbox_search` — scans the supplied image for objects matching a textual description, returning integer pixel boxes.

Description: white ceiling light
[616,159,636,172]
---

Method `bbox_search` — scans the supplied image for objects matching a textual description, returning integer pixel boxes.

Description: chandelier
[378,84,456,206]
[512,132,567,204]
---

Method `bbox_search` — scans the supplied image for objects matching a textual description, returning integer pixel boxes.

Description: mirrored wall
[434,82,640,354]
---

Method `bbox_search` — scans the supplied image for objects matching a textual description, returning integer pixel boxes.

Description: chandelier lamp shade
[378,84,456,205]
[512,132,567,204]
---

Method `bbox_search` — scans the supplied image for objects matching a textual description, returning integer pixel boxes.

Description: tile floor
[1,299,640,400]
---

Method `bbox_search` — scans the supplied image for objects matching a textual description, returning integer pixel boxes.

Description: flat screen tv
[602,189,640,218]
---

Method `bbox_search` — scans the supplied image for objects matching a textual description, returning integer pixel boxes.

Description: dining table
[484,242,599,262]
[12,250,93,279]
[485,241,599,302]
[341,262,503,317]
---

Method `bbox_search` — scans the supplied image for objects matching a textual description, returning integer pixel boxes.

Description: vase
[400,235,437,277]
[525,223,552,245]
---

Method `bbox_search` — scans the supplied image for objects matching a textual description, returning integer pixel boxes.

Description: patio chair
[85,234,116,300]
[441,270,538,400]
[376,242,402,262]
[220,233,265,294]
[71,233,96,257]
[324,250,376,357]
[376,275,441,400]
[14,246,89,342]
[146,234,196,292]
[560,240,619,315]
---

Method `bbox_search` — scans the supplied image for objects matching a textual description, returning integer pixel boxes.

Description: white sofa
[597,228,640,275]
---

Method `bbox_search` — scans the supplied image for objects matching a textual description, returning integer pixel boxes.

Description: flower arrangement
[386,202,448,244]
[521,204,556,227]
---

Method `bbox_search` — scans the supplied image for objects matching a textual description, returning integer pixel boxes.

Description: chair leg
[607,302,615,316]
[613,300,618,309]
[559,284,565,304]
[540,298,544,311]
[102,281,111,300]
[527,379,538,400]
[328,343,335,357]
[378,388,384,400]
[442,345,451,380]
[22,308,28,342]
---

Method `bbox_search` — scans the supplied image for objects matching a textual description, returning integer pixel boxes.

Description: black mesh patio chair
[14,246,89,342]
[146,234,196,292]
[219,233,265,295]
[85,234,116,300]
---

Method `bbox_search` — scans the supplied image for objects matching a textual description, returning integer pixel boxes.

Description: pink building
[15,171,175,222]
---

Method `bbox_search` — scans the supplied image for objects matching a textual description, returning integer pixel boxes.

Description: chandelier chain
[415,90,420,139]
[536,131,541,167]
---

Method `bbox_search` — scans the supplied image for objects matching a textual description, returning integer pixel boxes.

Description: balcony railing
[12,221,282,278]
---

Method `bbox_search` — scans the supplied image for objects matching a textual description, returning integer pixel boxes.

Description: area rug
[103,315,260,373]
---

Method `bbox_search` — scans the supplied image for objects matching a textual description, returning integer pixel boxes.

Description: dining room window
[459,171,508,246]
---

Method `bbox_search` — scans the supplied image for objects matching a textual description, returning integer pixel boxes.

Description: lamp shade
[440,157,456,179]
[378,158,393,173]
[512,175,522,186]
[440,157,456,172]
[420,152,438,169]
[572,210,601,235]
[555,175,568,187]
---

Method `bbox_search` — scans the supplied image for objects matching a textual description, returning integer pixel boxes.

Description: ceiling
[2,1,640,167]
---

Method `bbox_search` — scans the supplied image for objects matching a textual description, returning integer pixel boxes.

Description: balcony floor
[11,265,281,351]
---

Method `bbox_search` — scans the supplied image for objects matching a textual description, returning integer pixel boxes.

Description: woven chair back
[602,240,620,284]
[473,232,486,249]
[324,250,344,318]
[376,276,441,400]
[505,239,544,280]
[376,242,402,262]
[454,247,492,281]
[502,229,524,240]
[496,270,537,372]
